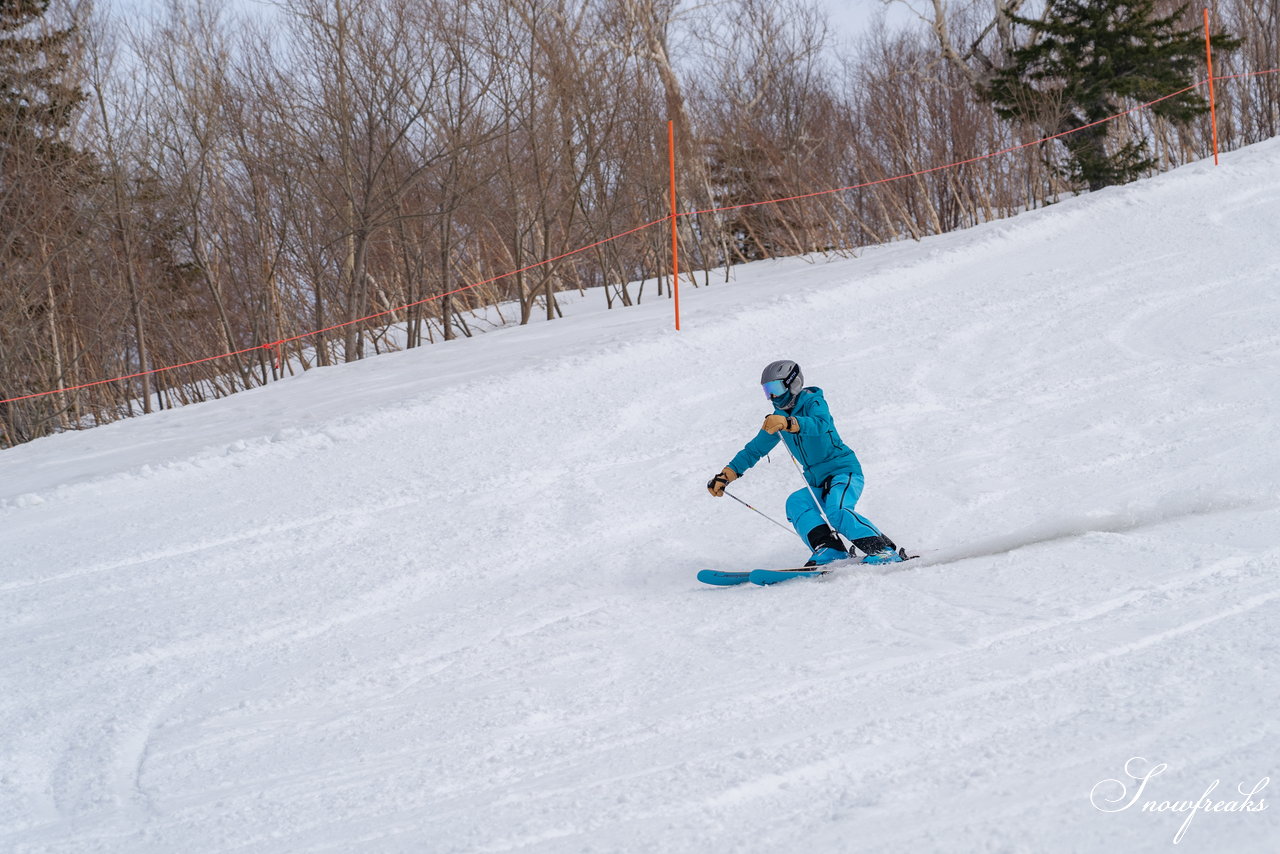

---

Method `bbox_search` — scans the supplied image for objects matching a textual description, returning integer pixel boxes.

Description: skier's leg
[822,475,899,558]
[785,487,824,543]
[820,474,875,539]
[786,487,847,565]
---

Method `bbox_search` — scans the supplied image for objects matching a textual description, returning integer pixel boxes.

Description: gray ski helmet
[760,360,803,408]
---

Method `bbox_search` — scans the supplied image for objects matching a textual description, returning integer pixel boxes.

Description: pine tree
[987,0,1239,190]
[0,0,85,159]
[0,0,92,264]
[0,0,94,444]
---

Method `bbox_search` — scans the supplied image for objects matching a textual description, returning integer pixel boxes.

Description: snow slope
[3,140,1280,854]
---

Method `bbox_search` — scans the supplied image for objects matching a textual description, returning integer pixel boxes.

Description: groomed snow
[3,139,1279,853]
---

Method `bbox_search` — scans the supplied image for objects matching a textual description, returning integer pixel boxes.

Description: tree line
[1,0,1276,447]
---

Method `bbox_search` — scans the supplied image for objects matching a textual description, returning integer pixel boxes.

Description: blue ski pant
[785,473,884,546]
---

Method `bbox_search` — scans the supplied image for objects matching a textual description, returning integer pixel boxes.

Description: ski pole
[725,487,821,559]
[723,490,794,537]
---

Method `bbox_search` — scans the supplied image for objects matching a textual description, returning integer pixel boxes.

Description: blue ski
[697,567,825,586]
[697,551,919,587]
[749,568,826,585]
[696,570,753,586]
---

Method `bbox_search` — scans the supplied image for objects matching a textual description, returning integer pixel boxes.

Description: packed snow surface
[4,141,1280,854]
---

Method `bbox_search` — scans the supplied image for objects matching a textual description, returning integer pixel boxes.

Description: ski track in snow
[4,142,1280,852]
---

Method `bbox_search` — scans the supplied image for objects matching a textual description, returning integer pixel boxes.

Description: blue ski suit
[727,387,886,546]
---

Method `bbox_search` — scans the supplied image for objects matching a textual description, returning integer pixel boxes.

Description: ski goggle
[762,379,789,399]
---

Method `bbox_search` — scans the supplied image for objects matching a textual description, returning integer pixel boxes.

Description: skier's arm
[790,394,834,435]
[727,428,782,477]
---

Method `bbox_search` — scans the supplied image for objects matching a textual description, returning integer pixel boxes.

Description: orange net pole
[1204,8,1221,165]
[668,120,680,331]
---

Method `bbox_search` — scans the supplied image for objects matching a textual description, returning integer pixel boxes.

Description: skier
[706,360,906,566]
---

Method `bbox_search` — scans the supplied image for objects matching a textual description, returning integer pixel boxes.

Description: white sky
[821,0,918,46]
[102,0,919,48]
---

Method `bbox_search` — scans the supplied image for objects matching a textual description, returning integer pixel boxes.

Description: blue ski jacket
[727,387,863,490]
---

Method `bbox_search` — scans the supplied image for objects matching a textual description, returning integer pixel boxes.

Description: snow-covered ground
[3,140,1279,853]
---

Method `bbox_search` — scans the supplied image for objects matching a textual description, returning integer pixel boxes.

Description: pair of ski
[698,567,827,586]
[697,549,917,587]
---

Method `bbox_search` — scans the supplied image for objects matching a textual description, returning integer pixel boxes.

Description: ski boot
[806,546,849,567]
[804,525,849,567]
[853,535,906,565]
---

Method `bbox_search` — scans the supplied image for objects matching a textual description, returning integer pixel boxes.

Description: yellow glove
[707,466,738,497]
[762,414,798,434]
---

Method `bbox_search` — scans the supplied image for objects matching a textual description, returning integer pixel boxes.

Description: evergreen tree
[987,0,1239,190]
[0,0,92,262]
[0,0,94,444]
[707,138,789,263]
[0,0,84,159]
